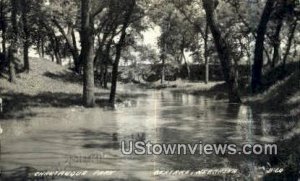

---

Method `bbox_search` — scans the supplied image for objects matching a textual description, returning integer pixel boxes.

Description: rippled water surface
[0,85,299,180]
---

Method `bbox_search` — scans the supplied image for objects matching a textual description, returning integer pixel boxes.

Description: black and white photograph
[0,0,299,180]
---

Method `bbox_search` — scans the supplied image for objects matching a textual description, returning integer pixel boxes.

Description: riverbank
[246,70,299,116]
[0,57,299,180]
[1,58,298,118]
[146,66,300,117]
[0,58,146,119]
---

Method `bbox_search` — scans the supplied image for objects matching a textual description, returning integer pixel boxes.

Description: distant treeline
[119,64,251,82]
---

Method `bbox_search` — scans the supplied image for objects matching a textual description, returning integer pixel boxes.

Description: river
[0,85,299,180]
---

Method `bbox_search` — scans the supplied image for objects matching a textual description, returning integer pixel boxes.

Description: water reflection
[0,87,298,180]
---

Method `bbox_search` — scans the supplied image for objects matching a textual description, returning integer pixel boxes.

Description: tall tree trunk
[272,1,287,68]
[109,0,136,105]
[41,37,45,58]
[282,20,297,70]
[94,32,110,87]
[0,0,6,73]
[103,64,108,89]
[21,0,30,73]
[161,59,165,84]
[271,18,283,68]
[54,38,62,65]
[23,40,29,70]
[110,46,121,104]
[71,29,78,54]
[271,0,286,68]
[204,21,209,84]
[81,0,95,107]
[182,51,191,80]
[0,0,6,55]
[161,43,166,84]
[202,0,241,103]
[8,47,16,83]
[50,53,54,62]
[49,37,55,60]
[99,64,104,87]
[37,37,41,57]
[180,38,190,80]
[102,34,115,89]
[103,40,112,89]
[1,29,5,55]
[71,28,81,72]
[251,0,276,93]
[9,0,18,83]
[1,25,5,55]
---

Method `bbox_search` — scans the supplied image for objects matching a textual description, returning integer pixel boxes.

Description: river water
[0,85,299,180]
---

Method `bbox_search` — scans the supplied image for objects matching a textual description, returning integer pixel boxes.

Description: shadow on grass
[0,90,149,120]
[0,92,82,120]
[43,71,83,85]
[249,70,300,116]
[260,62,299,92]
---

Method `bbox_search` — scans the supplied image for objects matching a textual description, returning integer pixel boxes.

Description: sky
[142,25,160,51]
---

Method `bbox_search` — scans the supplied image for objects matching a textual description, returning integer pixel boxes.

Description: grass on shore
[0,58,147,119]
[151,64,300,117]
[246,69,300,116]
[1,57,299,117]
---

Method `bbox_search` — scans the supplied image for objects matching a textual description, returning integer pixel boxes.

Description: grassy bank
[0,58,146,119]
[163,64,300,117]
[246,69,300,116]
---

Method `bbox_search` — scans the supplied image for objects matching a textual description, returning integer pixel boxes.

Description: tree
[21,0,30,72]
[109,0,137,105]
[50,0,82,72]
[202,0,241,103]
[251,0,276,93]
[81,0,95,107]
[8,0,19,83]
[204,20,209,84]
[0,0,8,56]
[282,18,298,69]
[170,0,211,83]
[270,1,286,68]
